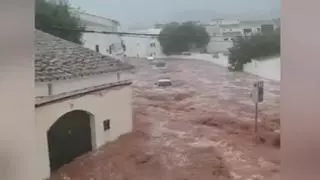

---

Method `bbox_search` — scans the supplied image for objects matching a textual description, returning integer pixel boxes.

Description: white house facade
[122,28,164,58]
[71,10,125,57]
[35,30,134,179]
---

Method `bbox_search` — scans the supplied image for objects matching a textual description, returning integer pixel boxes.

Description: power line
[52,27,160,37]
[51,27,236,42]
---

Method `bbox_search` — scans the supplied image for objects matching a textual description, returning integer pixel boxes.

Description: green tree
[228,31,280,71]
[35,0,85,44]
[158,22,210,55]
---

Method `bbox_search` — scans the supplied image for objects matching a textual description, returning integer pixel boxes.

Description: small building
[35,30,134,179]
[205,18,280,54]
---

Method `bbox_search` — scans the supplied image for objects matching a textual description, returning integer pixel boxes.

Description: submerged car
[147,56,155,60]
[154,60,166,68]
[155,79,172,87]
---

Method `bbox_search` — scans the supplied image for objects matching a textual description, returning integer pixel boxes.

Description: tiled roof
[35,30,134,82]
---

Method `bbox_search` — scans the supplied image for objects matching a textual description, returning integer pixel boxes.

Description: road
[50,58,280,180]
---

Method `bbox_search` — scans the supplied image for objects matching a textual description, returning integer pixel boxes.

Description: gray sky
[69,0,280,29]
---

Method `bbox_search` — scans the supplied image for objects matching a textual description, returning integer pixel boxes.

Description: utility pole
[251,80,264,143]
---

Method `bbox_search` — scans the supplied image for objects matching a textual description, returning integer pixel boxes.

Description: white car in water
[182,51,192,55]
[155,79,172,87]
[147,56,155,60]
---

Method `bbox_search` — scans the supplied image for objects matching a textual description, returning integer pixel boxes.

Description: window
[261,24,274,34]
[243,28,252,34]
[103,119,110,131]
[224,38,229,41]
[150,42,156,47]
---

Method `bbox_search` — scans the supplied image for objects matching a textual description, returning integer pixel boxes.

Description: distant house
[205,19,241,54]
[35,30,134,179]
[205,18,280,54]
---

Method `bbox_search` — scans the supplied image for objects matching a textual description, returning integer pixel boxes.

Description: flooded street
[50,58,280,180]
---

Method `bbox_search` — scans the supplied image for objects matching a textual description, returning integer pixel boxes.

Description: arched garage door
[47,110,93,172]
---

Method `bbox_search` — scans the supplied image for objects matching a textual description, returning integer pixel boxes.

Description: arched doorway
[47,110,93,172]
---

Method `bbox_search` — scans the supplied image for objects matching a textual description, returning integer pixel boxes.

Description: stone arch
[46,110,95,172]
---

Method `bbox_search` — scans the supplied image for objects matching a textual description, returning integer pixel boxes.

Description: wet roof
[35,30,134,82]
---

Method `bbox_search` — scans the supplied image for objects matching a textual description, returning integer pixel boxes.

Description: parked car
[182,52,192,56]
[147,56,155,60]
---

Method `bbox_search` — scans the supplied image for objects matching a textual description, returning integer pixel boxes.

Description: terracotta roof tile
[35,30,134,82]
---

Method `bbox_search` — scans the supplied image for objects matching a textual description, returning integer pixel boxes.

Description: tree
[228,30,280,71]
[35,0,85,44]
[158,22,210,55]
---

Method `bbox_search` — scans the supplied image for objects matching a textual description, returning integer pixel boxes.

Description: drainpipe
[47,83,53,96]
[95,45,100,52]
[116,71,121,81]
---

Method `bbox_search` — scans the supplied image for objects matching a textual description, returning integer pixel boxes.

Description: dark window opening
[243,28,252,34]
[103,119,110,131]
[261,24,274,34]
[150,42,156,47]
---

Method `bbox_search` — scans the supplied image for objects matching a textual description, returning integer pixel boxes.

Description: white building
[205,18,280,54]
[122,28,164,58]
[35,30,134,179]
[71,10,125,57]
[205,19,241,54]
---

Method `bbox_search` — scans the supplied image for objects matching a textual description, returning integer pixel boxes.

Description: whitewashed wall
[168,53,281,81]
[122,36,164,58]
[72,11,124,56]
[35,71,133,97]
[122,28,164,58]
[169,53,229,67]
[206,36,233,54]
[243,56,281,81]
[82,29,123,56]
[122,36,149,57]
[239,23,261,34]
[35,85,132,180]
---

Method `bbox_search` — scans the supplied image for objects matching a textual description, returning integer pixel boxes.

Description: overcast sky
[69,0,280,29]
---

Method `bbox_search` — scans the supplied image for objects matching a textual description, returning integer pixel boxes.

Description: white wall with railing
[167,53,281,81]
[243,56,281,81]
[168,53,229,67]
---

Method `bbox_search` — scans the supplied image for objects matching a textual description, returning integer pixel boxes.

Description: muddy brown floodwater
[50,58,280,180]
